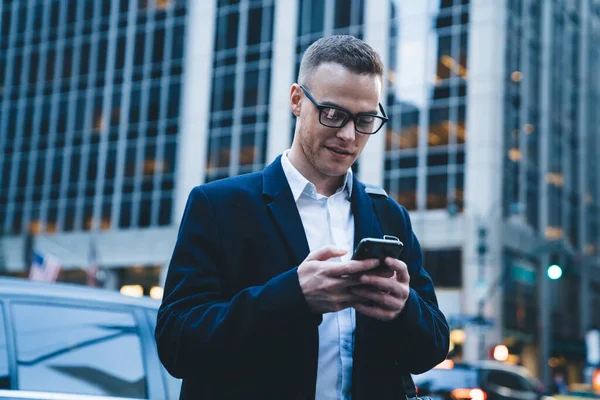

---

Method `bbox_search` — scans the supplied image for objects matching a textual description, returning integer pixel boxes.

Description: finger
[385,257,409,283]
[305,245,348,262]
[332,292,367,304]
[349,286,398,309]
[357,273,397,294]
[353,302,398,321]
[328,259,379,277]
[361,266,394,279]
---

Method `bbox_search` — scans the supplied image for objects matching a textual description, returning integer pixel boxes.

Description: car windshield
[413,368,479,391]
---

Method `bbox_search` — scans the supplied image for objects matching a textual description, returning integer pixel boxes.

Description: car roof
[472,360,538,379]
[425,360,539,380]
[0,276,161,309]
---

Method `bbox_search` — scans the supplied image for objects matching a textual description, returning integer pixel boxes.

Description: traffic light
[547,264,563,280]
[547,253,563,280]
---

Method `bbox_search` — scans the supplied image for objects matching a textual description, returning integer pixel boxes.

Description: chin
[322,163,352,177]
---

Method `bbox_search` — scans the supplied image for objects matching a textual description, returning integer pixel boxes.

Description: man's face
[290,63,383,179]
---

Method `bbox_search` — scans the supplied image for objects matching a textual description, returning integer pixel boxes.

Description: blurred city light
[451,388,487,400]
[468,389,487,400]
[523,123,535,134]
[120,285,143,298]
[450,329,466,344]
[593,369,600,391]
[547,264,563,280]
[548,357,559,368]
[492,345,509,362]
[150,286,164,300]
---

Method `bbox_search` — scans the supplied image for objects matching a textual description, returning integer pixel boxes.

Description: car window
[146,309,181,400]
[12,302,147,399]
[413,368,479,391]
[485,369,527,391]
[519,375,536,392]
[0,305,9,388]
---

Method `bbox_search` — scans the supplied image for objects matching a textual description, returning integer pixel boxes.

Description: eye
[322,108,346,122]
[356,115,375,126]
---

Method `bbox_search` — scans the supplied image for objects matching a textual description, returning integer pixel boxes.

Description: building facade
[1,0,599,384]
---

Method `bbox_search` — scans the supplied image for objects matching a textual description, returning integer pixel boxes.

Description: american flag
[29,251,61,283]
[86,239,99,287]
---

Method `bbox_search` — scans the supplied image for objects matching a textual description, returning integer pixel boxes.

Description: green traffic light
[547,264,563,280]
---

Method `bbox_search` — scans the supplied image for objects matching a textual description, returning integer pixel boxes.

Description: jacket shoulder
[362,183,388,197]
[195,171,263,195]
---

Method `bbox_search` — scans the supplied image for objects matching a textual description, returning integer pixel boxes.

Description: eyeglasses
[300,85,389,135]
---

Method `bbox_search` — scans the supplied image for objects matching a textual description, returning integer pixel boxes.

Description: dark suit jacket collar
[262,156,310,266]
[350,174,384,248]
[262,156,383,261]
[262,155,288,200]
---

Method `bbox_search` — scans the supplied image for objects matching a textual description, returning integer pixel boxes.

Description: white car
[412,360,551,400]
[0,277,180,400]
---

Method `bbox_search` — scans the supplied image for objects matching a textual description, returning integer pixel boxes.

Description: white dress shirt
[281,150,355,400]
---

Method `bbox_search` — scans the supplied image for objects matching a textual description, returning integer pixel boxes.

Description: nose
[336,119,356,142]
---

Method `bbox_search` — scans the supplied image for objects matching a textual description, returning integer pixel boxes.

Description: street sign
[511,260,536,285]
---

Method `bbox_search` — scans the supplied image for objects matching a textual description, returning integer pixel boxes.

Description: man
[156,35,449,399]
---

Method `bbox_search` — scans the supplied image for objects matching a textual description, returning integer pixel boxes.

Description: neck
[287,149,345,197]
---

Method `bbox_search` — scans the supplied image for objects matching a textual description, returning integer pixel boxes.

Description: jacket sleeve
[155,186,321,378]
[389,202,450,374]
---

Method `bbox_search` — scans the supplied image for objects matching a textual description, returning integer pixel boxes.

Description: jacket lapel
[262,160,385,265]
[351,177,387,392]
[350,177,384,248]
[262,156,310,267]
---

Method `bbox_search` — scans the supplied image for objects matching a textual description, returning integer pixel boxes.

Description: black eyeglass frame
[300,85,389,135]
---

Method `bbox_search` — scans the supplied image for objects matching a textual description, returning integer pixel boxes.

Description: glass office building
[0,0,187,287]
[1,0,599,382]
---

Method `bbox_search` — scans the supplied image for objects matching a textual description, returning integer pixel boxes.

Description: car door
[143,308,181,399]
[0,303,12,391]
[482,368,539,400]
[1,299,156,400]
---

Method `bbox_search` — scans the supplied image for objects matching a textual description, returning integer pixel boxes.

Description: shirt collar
[281,149,353,202]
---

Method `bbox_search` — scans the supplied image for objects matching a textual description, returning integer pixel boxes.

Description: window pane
[422,249,462,288]
[13,303,147,398]
[427,172,448,209]
[398,176,417,210]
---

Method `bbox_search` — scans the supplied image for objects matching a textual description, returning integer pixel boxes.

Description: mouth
[326,146,354,158]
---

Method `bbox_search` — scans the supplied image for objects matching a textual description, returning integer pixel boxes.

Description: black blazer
[155,156,449,399]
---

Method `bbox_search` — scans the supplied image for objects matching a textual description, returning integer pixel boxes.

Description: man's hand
[298,245,380,314]
[349,257,410,321]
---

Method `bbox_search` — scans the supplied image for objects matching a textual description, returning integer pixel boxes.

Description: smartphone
[351,236,404,262]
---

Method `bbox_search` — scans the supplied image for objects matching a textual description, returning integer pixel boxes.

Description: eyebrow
[319,100,379,115]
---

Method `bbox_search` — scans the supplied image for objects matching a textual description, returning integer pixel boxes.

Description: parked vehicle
[412,359,551,400]
[554,384,600,399]
[554,393,600,399]
[0,277,180,400]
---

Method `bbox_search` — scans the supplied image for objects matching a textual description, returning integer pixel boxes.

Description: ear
[290,84,302,117]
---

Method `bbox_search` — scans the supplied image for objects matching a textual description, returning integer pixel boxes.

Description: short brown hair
[298,35,384,85]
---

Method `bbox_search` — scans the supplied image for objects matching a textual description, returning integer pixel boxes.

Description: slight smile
[326,146,353,158]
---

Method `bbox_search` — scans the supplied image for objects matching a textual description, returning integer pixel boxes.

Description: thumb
[305,245,348,262]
